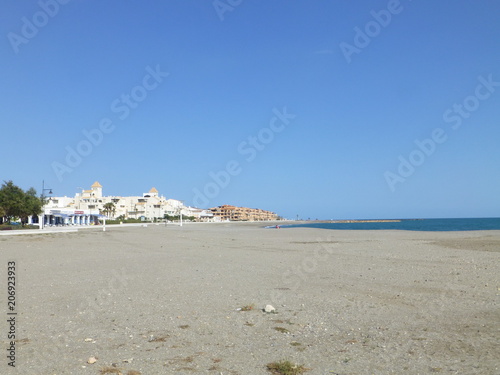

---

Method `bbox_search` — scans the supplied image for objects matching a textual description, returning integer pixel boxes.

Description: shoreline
[3,218,500,236]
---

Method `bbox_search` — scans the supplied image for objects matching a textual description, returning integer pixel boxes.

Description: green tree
[0,181,43,225]
[21,187,43,225]
[0,181,25,223]
[0,205,5,225]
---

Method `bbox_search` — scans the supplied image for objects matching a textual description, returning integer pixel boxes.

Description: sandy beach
[1,223,499,375]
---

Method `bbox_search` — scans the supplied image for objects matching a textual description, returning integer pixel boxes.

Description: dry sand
[0,223,499,375]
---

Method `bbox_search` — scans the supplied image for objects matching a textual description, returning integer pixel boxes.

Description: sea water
[275,218,500,232]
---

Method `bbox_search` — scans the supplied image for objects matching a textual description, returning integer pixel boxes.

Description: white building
[41,208,102,227]
[43,182,213,223]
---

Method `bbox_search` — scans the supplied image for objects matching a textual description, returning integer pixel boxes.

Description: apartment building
[210,205,278,221]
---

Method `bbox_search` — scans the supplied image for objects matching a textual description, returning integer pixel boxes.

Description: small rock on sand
[264,305,276,313]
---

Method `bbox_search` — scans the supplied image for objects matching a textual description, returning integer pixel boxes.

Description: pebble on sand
[87,356,97,364]
[264,305,276,313]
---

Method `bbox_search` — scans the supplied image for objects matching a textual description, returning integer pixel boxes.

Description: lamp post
[40,180,53,229]
[76,187,83,209]
[178,200,185,227]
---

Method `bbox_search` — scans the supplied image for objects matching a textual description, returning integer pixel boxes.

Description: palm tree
[103,202,115,218]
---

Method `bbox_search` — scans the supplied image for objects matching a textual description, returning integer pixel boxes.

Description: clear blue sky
[1,0,499,219]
